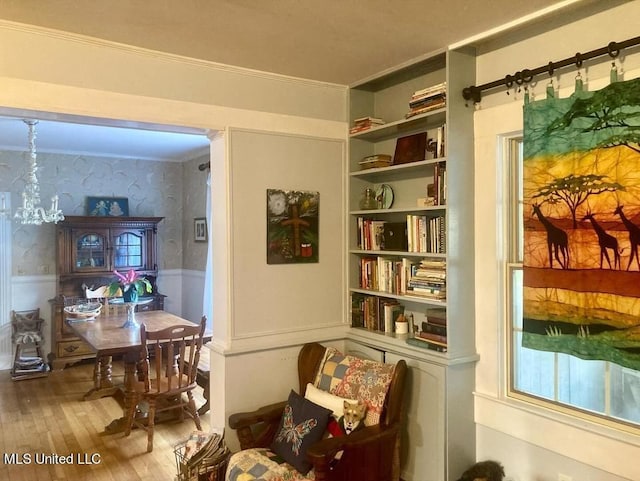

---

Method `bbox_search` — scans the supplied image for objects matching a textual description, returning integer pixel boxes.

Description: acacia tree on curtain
[522,76,640,371]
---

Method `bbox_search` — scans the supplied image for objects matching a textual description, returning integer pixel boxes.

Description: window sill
[474,392,640,480]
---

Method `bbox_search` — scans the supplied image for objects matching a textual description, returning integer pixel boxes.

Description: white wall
[472,3,640,480]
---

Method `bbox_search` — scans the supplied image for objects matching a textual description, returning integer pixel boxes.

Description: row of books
[427,161,447,206]
[359,256,405,294]
[406,82,446,119]
[351,293,405,333]
[426,125,446,160]
[350,116,385,134]
[355,215,445,254]
[358,257,446,298]
[407,214,446,254]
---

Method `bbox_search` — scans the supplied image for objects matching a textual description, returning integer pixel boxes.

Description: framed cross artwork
[267,189,319,264]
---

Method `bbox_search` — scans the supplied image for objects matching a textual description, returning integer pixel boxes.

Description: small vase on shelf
[359,188,377,210]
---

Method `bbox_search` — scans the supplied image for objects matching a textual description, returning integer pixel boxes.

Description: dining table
[66,309,201,434]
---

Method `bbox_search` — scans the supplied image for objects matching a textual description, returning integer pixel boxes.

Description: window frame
[503,134,640,436]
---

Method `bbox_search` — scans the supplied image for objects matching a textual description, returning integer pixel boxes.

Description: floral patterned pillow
[314,348,395,426]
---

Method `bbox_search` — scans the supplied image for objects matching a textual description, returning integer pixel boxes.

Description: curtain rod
[461,35,640,104]
[198,162,210,171]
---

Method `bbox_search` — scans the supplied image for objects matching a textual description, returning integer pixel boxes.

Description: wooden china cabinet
[49,216,165,369]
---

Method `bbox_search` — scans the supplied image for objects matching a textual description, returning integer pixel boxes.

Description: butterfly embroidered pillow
[270,390,332,474]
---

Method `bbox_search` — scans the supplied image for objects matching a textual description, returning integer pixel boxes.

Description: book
[426,308,447,327]
[417,331,448,345]
[382,301,404,333]
[350,117,386,134]
[382,222,408,251]
[353,116,385,125]
[411,82,447,98]
[359,154,393,170]
[421,321,448,336]
[406,336,447,353]
[393,132,427,165]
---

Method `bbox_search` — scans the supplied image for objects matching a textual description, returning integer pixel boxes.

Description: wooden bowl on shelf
[64,302,103,320]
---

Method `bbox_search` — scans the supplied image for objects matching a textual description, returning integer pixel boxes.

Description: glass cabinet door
[72,229,108,271]
[112,229,147,270]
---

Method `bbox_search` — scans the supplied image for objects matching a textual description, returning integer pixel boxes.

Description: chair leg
[124,394,138,437]
[13,344,22,368]
[187,390,202,430]
[147,399,156,452]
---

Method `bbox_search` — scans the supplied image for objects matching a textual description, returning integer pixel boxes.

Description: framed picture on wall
[194,218,207,242]
[266,189,319,264]
[87,197,129,216]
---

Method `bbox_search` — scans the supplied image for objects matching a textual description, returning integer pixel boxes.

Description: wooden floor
[0,361,210,481]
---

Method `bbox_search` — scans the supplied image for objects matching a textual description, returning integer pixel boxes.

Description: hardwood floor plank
[0,362,210,481]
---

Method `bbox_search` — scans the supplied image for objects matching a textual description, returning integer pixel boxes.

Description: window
[506,136,640,429]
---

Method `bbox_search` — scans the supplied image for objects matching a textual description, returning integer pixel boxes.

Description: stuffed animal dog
[456,460,505,481]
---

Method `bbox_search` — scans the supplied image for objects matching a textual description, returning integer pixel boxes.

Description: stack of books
[406,259,446,300]
[350,116,385,134]
[417,308,447,349]
[406,82,446,118]
[12,356,50,380]
[407,308,447,352]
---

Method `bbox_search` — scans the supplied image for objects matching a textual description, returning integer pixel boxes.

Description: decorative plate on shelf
[375,184,394,209]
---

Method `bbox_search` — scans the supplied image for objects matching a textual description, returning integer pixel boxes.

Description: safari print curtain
[522,75,640,370]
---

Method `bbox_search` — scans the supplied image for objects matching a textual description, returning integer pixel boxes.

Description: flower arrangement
[106,269,152,302]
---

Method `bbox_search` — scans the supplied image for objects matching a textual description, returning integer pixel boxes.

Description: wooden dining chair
[124,316,207,452]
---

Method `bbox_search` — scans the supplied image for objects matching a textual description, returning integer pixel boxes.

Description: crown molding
[0,19,347,91]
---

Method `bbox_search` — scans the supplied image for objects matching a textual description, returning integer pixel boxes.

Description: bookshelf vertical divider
[346,46,477,481]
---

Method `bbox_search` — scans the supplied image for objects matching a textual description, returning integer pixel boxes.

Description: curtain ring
[505,74,514,89]
[522,69,533,83]
[608,41,620,58]
[514,71,525,85]
[548,62,555,76]
[575,52,583,68]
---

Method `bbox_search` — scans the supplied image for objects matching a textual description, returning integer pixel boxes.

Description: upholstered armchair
[226,342,407,481]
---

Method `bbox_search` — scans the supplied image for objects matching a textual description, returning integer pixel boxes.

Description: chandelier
[4,120,64,225]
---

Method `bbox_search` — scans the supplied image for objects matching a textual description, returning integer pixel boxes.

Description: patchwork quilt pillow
[314,347,396,426]
[270,390,332,474]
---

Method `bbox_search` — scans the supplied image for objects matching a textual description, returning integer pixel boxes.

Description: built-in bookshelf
[347,48,476,359]
[346,47,477,481]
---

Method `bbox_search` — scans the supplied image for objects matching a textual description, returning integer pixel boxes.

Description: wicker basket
[174,432,229,481]
[63,302,102,320]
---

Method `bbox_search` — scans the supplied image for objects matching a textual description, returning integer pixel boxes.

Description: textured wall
[182,153,209,271]
[0,149,188,275]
